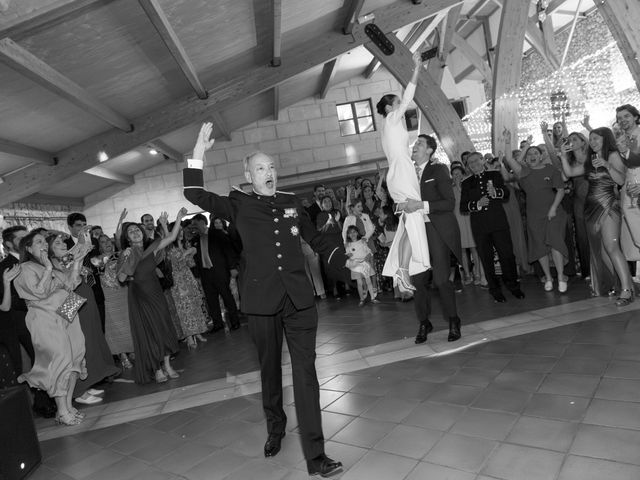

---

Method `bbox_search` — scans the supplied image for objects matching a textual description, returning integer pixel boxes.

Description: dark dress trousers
[460,170,520,295]
[184,167,348,460]
[411,162,462,324]
[190,229,240,328]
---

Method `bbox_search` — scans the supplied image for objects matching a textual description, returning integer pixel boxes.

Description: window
[450,99,467,119]
[336,100,376,136]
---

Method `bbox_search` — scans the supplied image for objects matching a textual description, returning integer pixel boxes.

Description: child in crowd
[345,226,379,306]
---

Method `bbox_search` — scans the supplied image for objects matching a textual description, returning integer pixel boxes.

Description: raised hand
[526,134,533,145]
[502,127,511,144]
[158,211,169,225]
[540,121,548,134]
[193,122,216,160]
[119,208,128,223]
[412,51,422,67]
[39,250,52,270]
[581,114,591,130]
[176,207,188,221]
[3,264,20,283]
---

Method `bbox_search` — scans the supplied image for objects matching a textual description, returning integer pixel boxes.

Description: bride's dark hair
[376,94,397,117]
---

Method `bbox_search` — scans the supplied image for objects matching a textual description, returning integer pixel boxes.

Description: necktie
[200,233,213,269]
[415,164,422,181]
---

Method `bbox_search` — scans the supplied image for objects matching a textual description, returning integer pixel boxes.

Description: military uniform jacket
[184,168,347,315]
[419,162,462,261]
[460,170,510,234]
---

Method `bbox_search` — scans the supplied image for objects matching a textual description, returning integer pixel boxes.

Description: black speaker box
[0,386,42,480]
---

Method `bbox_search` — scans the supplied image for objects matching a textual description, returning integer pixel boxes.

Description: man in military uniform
[183,123,345,478]
[460,152,524,303]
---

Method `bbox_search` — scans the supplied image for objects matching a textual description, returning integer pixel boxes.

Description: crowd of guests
[0,207,243,425]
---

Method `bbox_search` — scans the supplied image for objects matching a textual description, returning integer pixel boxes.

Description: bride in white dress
[378,51,431,291]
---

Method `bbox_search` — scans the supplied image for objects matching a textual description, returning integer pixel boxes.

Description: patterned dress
[101,257,133,355]
[167,247,209,337]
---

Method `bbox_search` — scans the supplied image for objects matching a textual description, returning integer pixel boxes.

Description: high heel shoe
[163,367,180,379]
[56,411,82,426]
[155,370,168,383]
[616,289,634,307]
[195,334,207,343]
[394,268,416,292]
[69,407,86,419]
[120,354,133,369]
[186,336,197,350]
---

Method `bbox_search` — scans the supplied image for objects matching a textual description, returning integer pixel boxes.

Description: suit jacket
[419,162,462,261]
[306,201,322,226]
[460,170,510,234]
[184,168,348,315]
[0,254,27,312]
[190,229,238,279]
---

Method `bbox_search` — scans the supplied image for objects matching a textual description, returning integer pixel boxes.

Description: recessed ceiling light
[98,150,109,162]
[149,148,158,155]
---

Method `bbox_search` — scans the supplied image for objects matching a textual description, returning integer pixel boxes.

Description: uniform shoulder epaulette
[231,186,251,195]
[275,190,295,195]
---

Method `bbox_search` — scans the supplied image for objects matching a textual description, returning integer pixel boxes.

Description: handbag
[56,291,87,323]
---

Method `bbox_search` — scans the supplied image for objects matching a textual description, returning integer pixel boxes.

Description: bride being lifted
[378,51,431,292]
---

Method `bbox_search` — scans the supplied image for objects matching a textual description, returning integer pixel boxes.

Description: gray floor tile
[82,457,150,480]
[44,441,104,471]
[504,355,558,373]
[323,440,368,472]
[413,365,459,383]
[332,417,396,448]
[109,427,166,455]
[341,450,418,480]
[570,424,640,465]
[552,356,609,375]
[319,389,344,409]
[130,433,189,463]
[56,450,124,479]
[583,398,640,430]
[154,442,217,474]
[320,374,366,392]
[183,449,257,480]
[490,371,545,392]
[361,396,420,423]
[471,387,532,414]
[402,401,467,431]
[80,423,141,447]
[613,344,640,361]
[447,367,501,387]
[523,393,591,421]
[350,376,399,396]
[425,433,497,473]
[537,373,601,397]
[558,455,640,480]
[450,409,518,441]
[428,384,483,406]
[324,392,379,416]
[465,354,512,371]
[505,416,578,452]
[385,380,441,401]
[520,342,567,357]
[373,424,442,459]
[405,462,476,480]
[604,360,640,379]
[482,443,564,480]
[563,343,615,359]
[224,459,290,480]
[594,378,640,402]
[321,411,356,439]
[150,410,198,432]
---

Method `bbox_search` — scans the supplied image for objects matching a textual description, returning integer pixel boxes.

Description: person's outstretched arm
[502,128,523,177]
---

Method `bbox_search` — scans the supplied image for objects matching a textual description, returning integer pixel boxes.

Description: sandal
[394,268,416,292]
[56,411,82,426]
[120,354,133,369]
[186,337,197,350]
[195,334,208,343]
[69,407,86,419]
[155,370,168,383]
[616,289,634,307]
[163,367,180,379]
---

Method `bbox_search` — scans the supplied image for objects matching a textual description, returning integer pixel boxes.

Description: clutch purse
[56,291,87,323]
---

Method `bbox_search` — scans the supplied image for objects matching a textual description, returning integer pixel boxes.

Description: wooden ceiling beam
[595,0,640,91]
[0,38,132,132]
[491,0,529,151]
[0,137,56,166]
[137,0,207,99]
[0,0,111,39]
[364,20,425,80]
[524,18,561,70]
[456,0,494,31]
[318,58,340,100]
[84,165,134,184]
[451,32,492,85]
[429,5,463,86]
[479,15,494,68]
[342,0,365,35]
[211,112,231,142]
[365,32,474,164]
[148,139,182,162]
[0,0,463,206]
[272,0,283,66]
[19,193,85,208]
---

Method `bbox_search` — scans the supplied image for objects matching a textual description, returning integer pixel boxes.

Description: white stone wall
[84,69,486,235]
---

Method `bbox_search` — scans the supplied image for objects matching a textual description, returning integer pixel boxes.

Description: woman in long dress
[376,51,430,291]
[118,209,186,384]
[560,127,634,304]
[14,231,87,426]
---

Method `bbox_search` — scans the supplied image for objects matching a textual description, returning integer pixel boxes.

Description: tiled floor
[22,277,640,479]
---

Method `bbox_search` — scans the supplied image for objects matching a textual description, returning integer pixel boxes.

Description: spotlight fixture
[97,150,109,162]
[149,148,158,155]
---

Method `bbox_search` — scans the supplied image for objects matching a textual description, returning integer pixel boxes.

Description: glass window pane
[354,101,372,117]
[337,104,354,121]
[339,120,357,136]
[358,116,374,133]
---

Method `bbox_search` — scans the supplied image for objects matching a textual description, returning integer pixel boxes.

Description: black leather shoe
[511,289,525,299]
[307,454,343,477]
[415,321,433,344]
[210,323,224,333]
[264,432,285,457]
[492,292,507,303]
[448,316,461,342]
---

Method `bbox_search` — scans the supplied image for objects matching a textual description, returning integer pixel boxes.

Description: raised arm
[183,122,234,220]
[502,128,523,177]
[393,52,422,119]
[559,143,585,178]
[581,114,593,133]
[155,208,188,251]
[0,265,20,312]
[115,208,127,250]
[540,121,561,167]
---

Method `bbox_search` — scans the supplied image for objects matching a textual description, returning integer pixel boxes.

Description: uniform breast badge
[284,208,298,218]
[290,226,299,236]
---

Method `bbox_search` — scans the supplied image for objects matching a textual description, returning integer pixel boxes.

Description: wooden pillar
[491,0,529,152]
[595,0,640,91]
[365,33,474,163]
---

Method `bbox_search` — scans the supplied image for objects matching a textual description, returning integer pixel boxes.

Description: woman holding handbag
[14,230,89,426]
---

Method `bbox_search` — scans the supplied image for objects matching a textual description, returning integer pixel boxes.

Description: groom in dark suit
[404,135,462,343]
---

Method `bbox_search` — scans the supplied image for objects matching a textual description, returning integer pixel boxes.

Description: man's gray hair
[243,151,269,172]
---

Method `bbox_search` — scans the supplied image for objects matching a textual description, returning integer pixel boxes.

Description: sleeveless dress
[380,82,430,278]
[584,166,620,296]
[123,241,179,384]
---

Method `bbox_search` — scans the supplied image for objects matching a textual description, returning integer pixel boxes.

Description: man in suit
[140,214,157,240]
[184,123,345,478]
[0,225,57,417]
[460,152,525,303]
[404,135,462,343]
[189,213,240,332]
[306,184,325,226]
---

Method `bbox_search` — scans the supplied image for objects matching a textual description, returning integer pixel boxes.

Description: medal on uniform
[284,208,298,218]
[290,226,299,236]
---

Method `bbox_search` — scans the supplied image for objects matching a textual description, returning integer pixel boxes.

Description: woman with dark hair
[376,51,430,291]
[504,131,568,292]
[14,231,87,425]
[117,208,187,384]
[560,127,633,304]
